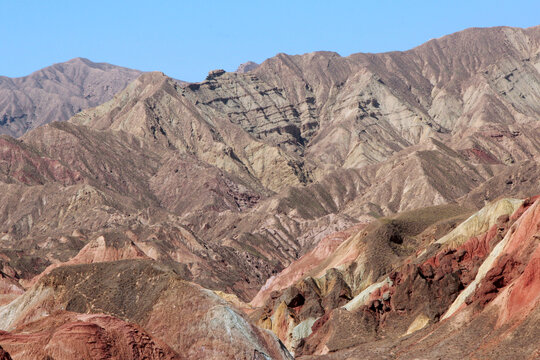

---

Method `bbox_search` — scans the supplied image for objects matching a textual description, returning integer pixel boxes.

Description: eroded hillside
[0,25,539,359]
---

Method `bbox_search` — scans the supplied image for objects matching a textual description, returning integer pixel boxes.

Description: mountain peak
[66,57,94,65]
[0,59,142,137]
[236,61,259,73]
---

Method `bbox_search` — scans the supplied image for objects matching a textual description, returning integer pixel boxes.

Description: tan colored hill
[0,58,141,137]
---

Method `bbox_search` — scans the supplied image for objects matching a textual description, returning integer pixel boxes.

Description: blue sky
[1,1,539,82]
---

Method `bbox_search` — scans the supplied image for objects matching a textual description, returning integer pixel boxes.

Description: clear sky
[1,0,539,82]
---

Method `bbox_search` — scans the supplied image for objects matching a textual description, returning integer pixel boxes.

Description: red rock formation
[0,312,180,360]
[251,224,366,307]
[499,248,540,324]
[474,197,540,325]
[255,197,539,358]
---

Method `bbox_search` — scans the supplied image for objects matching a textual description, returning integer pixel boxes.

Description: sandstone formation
[0,312,181,360]
[0,58,141,137]
[253,197,540,359]
[0,260,291,360]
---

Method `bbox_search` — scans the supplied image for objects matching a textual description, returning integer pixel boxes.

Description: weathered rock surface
[254,197,540,359]
[0,312,181,360]
[0,260,292,360]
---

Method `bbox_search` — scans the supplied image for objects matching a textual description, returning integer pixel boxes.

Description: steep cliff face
[0,58,141,137]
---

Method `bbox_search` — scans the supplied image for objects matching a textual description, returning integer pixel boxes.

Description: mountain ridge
[0,25,538,359]
[0,58,142,137]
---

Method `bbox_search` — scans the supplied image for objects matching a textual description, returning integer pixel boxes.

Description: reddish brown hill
[0,26,538,303]
[0,312,181,360]
[252,197,540,359]
[0,260,292,360]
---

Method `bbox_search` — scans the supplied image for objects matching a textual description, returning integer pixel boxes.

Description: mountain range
[0,57,141,137]
[0,25,539,359]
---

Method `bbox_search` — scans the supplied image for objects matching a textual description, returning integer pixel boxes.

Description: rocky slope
[254,196,540,359]
[0,58,141,137]
[0,312,181,360]
[0,26,537,299]
[0,260,291,360]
